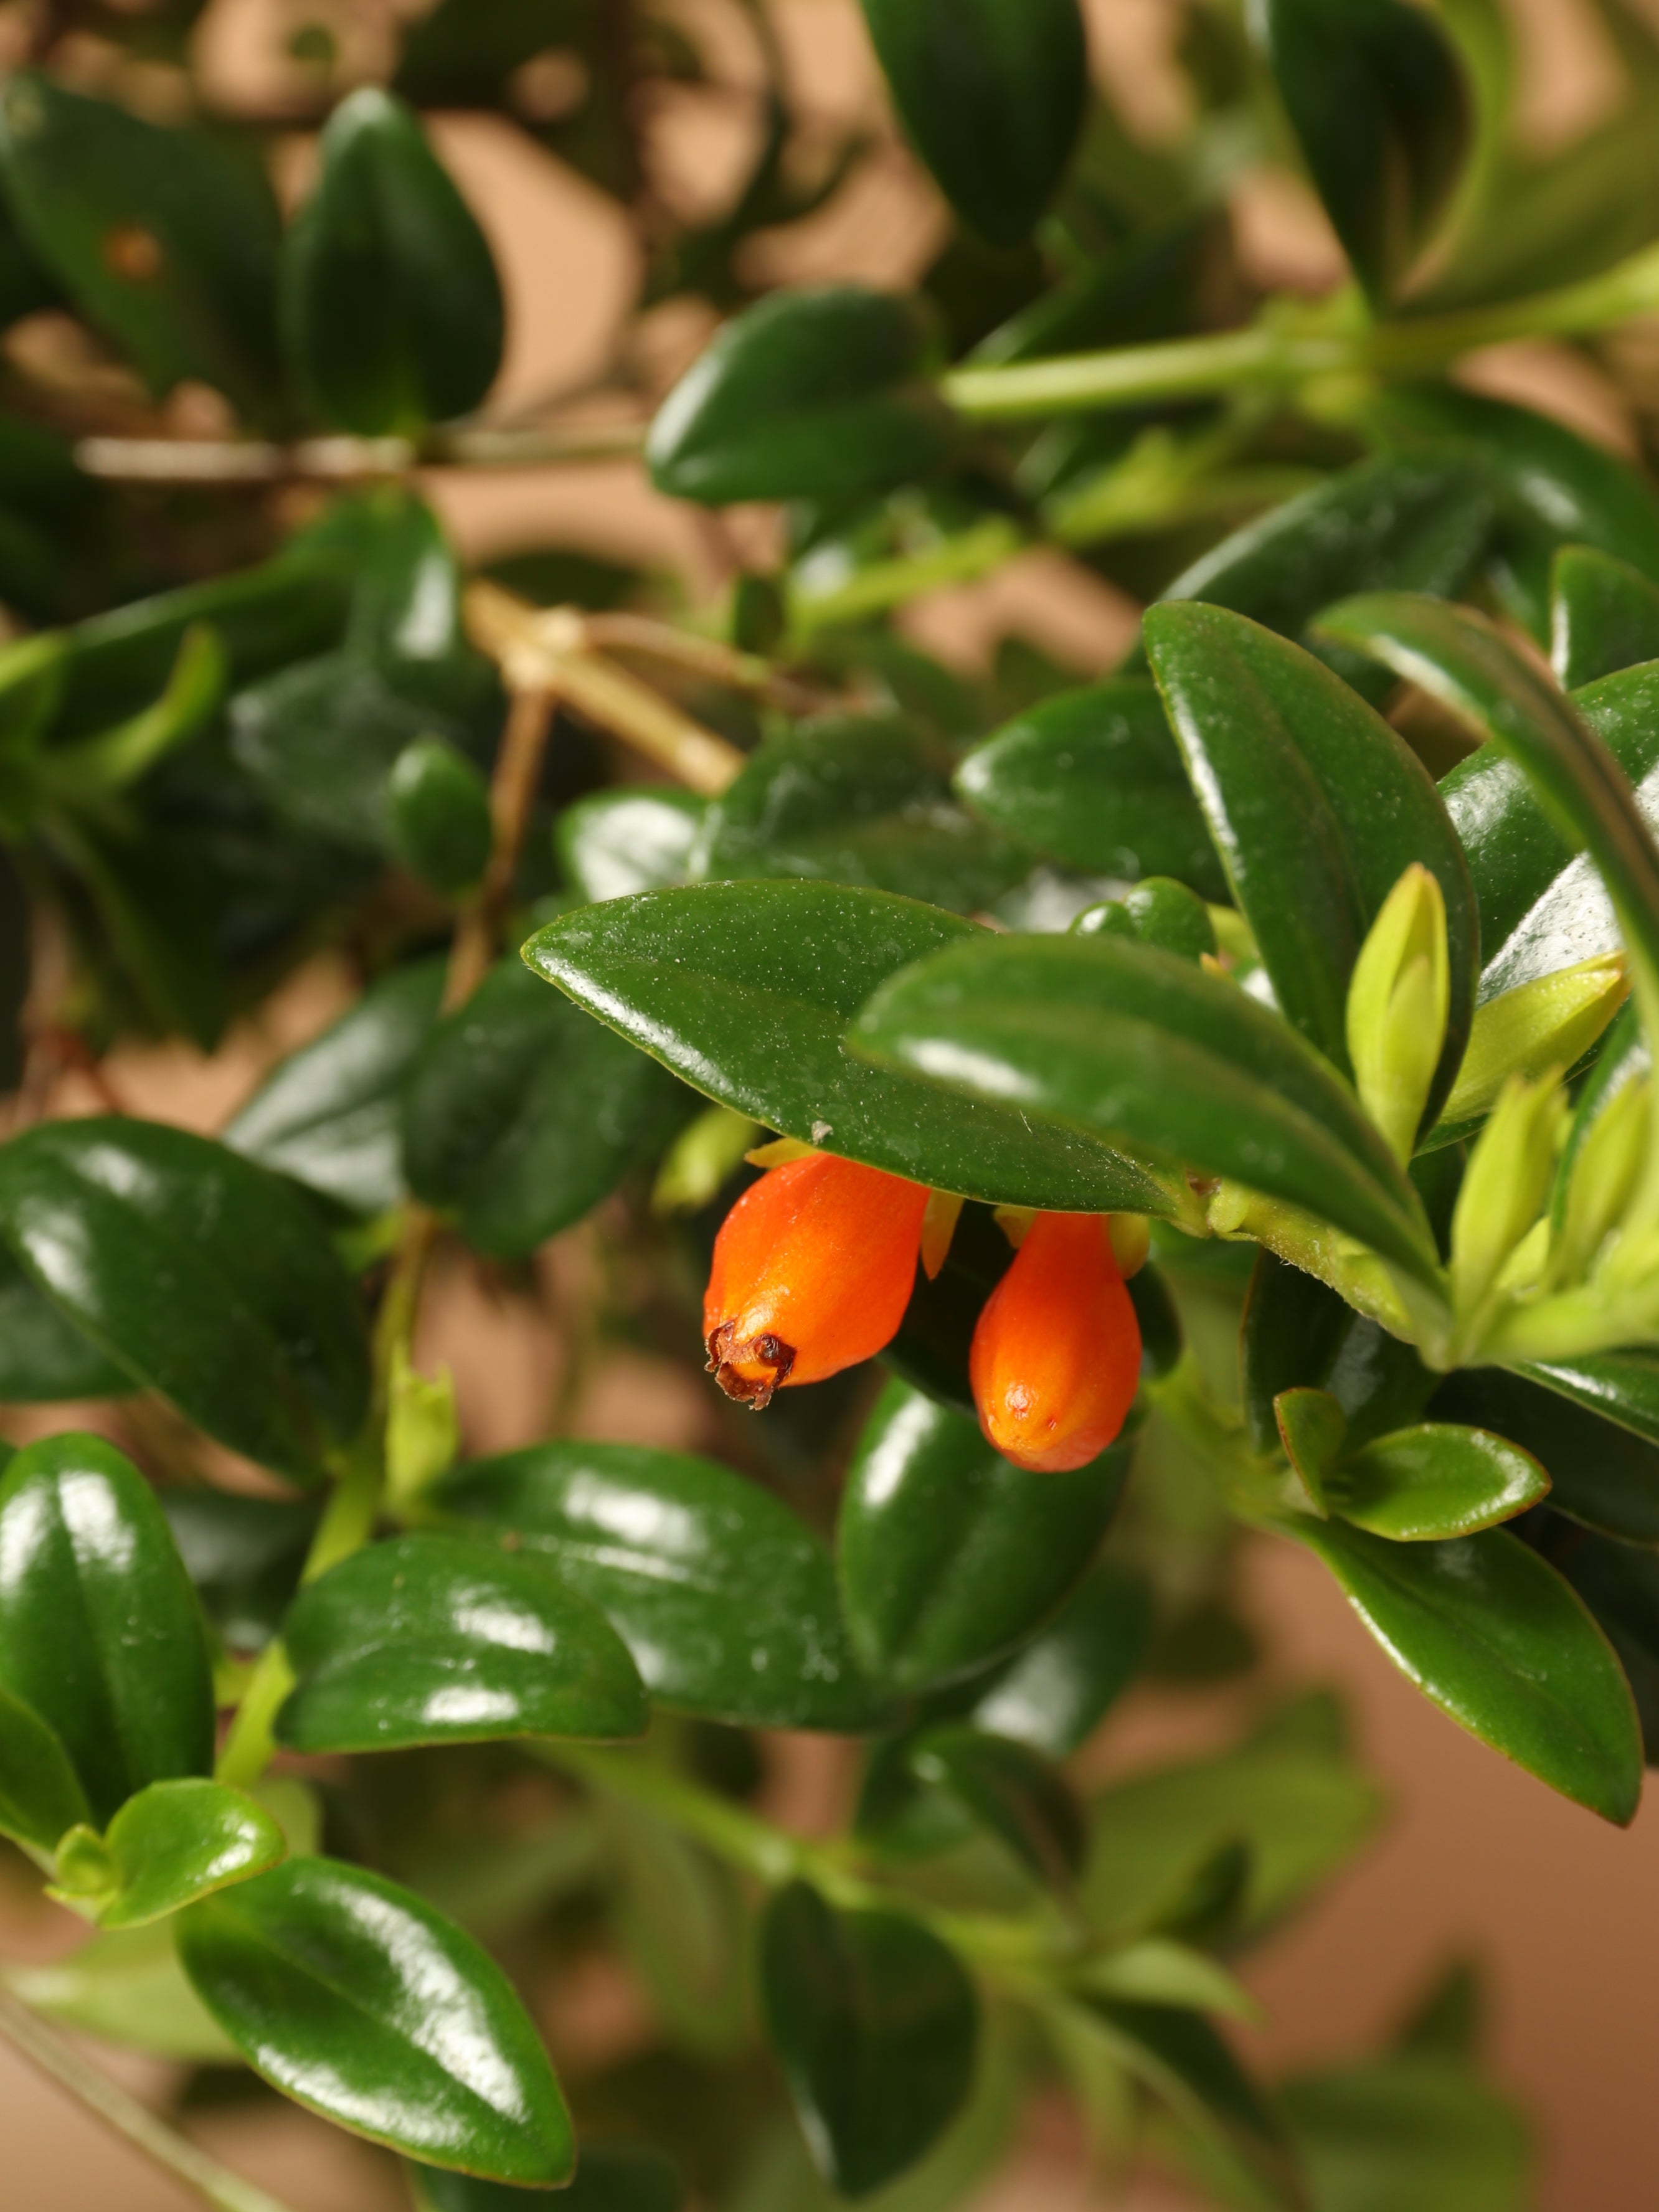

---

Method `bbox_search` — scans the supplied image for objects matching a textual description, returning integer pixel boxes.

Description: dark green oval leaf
[402,954,688,1260]
[1275,1516,1642,1822]
[1437,659,1659,997]
[760,1880,978,2196]
[281,88,504,434]
[962,1562,1153,1757]
[1376,390,1659,637]
[177,1856,573,2183]
[849,931,1440,1282]
[227,959,445,1215]
[0,1242,133,1400]
[1145,602,1478,1112]
[389,737,492,894]
[1150,454,1493,700]
[425,1440,886,1731]
[0,1681,88,1857]
[523,882,1166,1213]
[276,1533,648,1753]
[1318,591,1659,991]
[1551,544,1659,691]
[836,1378,1128,1694]
[646,288,955,506]
[0,72,282,415]
[1253,0,1469,298]
[0,1433,214,1824]
[1547,1520,1659,1765]
[953,678,1226,897]
[859,0,1087,246]
[0,1120,371,1481]
[906,1724,1085,1887]
[696,717,1024,915]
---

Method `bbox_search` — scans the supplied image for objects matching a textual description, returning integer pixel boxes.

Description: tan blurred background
[7,0,1659,2205]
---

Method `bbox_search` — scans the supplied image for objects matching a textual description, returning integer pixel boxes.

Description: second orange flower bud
[970,1212,1141,1472]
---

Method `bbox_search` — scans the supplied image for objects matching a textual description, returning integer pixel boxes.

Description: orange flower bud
[704,1154,929,1407]
[970,1212,1141,1472]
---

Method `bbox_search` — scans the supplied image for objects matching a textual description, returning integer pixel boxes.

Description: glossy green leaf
[961,1562,1152,1756]
[1548,1522,1659,1764]
[0,1434,214,1825]
[837,1379,1128,1693]
[3,1922,238,2062]
[1437,659,1659,999]
[229,651,473,858]
[1075,878,1218,963]
[858,0,1087,245]
[226,959,446,1215]
[177,1856,574,2183]
[760,1881,978,2197]
[1320,1422,1550,1541]
[556,787,706,905]
[646,288,955,506]
[412,2143,683,2212]
[282,89,503,434]
[1551,998,1648,1234]
[953,679,1227,897]
[1430,1361,1659,1544]
[425,1440,886,1731]
[1076,1998,1302,2209]
[696,718,1024,915]
[1082,1727,1384,1940]
[0,1680,88,1857]
[1376,390,1659,636]
[905,1724,1085,1886]
[56,1779,285,1929]
[1319,592,1659,991]
[276,1533,648,1753]
[1243,1249,1435,1456]
[402,953,688,1260]
[1145,603,1478,1113]
[1551,545,1659,691]
[0,72,281,415]
[524,883,1166,1213]
[0,1242,133,1400]
[850,931,1440,1282]
[1274,1387,1347,1513]
[1277,1516,1642,1821]
[1253,0,1469,298]
[1148,455,1493,702]
[389,737,493,894]
[1280,2055,1531,2212]
[0,1119,370,1481]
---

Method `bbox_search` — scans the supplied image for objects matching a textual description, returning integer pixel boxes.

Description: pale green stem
[542,1743,1082,1977]
[941,240,1659,423]
[0,1981,297,2212]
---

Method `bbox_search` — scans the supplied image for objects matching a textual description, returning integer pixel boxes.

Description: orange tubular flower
[704,1153,930,1407]
[970,1212,1141,1473]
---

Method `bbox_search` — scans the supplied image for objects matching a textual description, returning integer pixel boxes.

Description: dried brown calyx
[705,1321,796,1409]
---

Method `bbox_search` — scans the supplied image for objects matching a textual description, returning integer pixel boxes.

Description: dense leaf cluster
[10,1,1659,2208]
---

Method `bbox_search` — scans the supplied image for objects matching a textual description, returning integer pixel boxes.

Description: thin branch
[465,584,745,796]
[579,612,818,711]
[73,421,646,486]
[0,1981,297,2212]
[446,684,560,1007]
